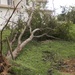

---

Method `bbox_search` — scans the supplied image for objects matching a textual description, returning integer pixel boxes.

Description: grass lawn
[9,40,75,75]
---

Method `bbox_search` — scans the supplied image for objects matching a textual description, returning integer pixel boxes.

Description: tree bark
[7,28,40,59]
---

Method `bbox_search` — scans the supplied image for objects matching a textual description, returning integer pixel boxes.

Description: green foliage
[69,24,75,41]
[67,9,75,23]
[55,22,72,40]
[31,10,43,29]
[4,8,75,42]
[57,14,66,21]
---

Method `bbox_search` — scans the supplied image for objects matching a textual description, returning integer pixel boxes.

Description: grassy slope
[11,40,75,75]
[2,25,75,75]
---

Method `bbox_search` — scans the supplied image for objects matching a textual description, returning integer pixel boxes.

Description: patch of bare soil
[60,59,75,75]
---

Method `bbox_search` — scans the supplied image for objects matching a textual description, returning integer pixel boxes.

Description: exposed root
[0,56,11,75]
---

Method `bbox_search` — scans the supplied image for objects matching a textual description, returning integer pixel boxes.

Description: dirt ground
[60,59,75,75]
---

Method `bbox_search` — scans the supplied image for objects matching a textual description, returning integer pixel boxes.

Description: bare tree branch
[34,33,46,38]
[10,32,18,45]
[18,26,27,44]
[20,28,40,48]
[27,9,34,33]
[45,34,61,40]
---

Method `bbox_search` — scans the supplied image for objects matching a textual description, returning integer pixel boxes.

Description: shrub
[54,22,72,40]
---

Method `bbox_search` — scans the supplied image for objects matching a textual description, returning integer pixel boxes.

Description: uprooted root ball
[0,56,11,75]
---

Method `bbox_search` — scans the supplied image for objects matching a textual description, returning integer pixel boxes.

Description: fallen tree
[0,0,54,74]
[6,9,55,59]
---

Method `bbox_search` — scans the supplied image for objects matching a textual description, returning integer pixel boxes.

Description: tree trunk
[7,35,33,59]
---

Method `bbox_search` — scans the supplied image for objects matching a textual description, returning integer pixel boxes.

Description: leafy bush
[54,22,72,40]
[30,10,73,41]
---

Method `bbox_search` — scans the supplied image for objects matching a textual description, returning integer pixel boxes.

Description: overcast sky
[47,0,75,14]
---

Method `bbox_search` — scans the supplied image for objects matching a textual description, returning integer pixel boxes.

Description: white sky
[47,0,75,14]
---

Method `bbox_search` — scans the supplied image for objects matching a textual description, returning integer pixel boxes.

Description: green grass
[10,40,75,75]
[2,29,11,40]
